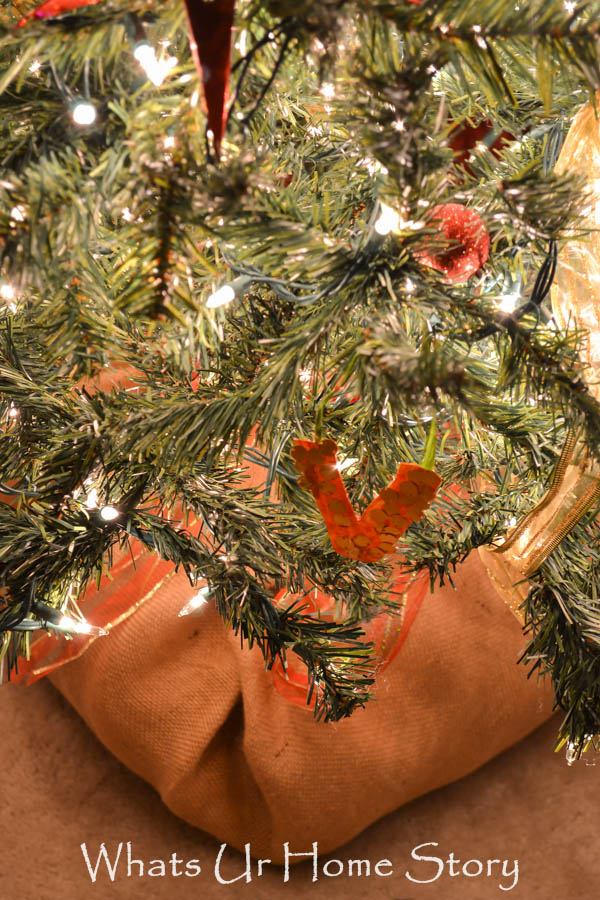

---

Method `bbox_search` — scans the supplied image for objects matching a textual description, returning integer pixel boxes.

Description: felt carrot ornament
[291,427,441,563]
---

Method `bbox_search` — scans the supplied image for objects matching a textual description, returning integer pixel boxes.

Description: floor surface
[1,679,598,899]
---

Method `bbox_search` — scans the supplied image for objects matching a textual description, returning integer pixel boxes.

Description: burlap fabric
[49,550,555,863]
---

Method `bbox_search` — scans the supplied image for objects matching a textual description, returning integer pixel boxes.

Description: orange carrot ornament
[291,434,441,563]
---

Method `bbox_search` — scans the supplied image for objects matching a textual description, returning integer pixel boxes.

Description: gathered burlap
[49,550,555,863]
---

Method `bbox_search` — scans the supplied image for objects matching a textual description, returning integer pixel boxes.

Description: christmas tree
[2,0,600,758]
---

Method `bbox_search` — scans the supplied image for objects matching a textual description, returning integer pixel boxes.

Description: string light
[0,283,15,300]
[71,101,97,126]
[499,291,519,313]
[375,202,401,235]
[320,82,335,100]
[206,276,251,309]
[100,505,120,521]
[134,41,178,86]
[56,614,108,636]
[206,284,235,308]
[27,600,109,637]
[10,205,26,222]
[178,585,211,617]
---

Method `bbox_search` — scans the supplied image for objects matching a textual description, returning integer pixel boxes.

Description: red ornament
[17,0,101,26]
[414,203,490,283]
[448,119,515,174]
[291,438,441,563]
[183,0,235,158]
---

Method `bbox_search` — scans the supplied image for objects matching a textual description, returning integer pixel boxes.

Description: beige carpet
[1,678,599,899]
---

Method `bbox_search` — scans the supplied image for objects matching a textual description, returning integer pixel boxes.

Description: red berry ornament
[415,203,490,283]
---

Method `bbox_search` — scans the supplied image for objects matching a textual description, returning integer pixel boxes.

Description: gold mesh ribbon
[480,96,600,619]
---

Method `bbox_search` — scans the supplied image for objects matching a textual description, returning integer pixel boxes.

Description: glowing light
[0,284,16,301]
[336,457,359,472]
[499,291,519,313]
[206,284,235,308]
[178,585,211,617]
[85,488,99,510]
[320,82,335,100]
[122,207,134,222]
[29,59,41,74]
[8,403,18,418]
[134,42,177,86]
[57,614,108,636]
[237,29,248,57]
[72,102,97,126]
[360,157,388,176]
[100,505,120,521]
[375,202,401,235]
[164,135,176,149]
[564,1,576,12]
[566,742,578,765]
[10,205,26,223]
[405,277,416,293]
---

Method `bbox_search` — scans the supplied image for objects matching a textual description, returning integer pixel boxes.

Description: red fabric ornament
[291,438,441,563]
[449,119,515,173]
[414,203,490,283]
[17,0,235,159]
[17,0,101,26]
[183,0,235,158]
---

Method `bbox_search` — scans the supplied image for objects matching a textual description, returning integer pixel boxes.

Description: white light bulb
[100,505,119,521]
[72,101,97,126]
[178,586,211,617]
[375,202,401,235]
[499,292,519,313]
[206,284,236,308]
[134,42,177,87]
[57,614,108,636]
